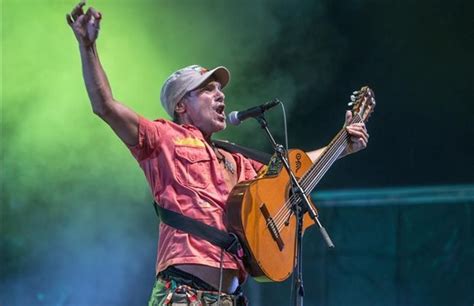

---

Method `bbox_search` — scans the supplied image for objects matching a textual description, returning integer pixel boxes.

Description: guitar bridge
[260,203,285,251]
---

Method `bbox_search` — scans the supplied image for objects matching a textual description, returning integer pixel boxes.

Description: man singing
[67,2,369,305]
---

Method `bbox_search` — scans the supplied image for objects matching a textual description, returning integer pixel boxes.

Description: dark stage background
[1,0,473,305]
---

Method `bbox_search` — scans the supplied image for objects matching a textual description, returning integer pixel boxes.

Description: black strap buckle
[226,233,244,259]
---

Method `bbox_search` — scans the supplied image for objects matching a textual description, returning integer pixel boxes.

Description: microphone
[227,99,280,125]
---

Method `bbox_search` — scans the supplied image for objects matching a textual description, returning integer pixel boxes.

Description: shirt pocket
[174,146,212,189]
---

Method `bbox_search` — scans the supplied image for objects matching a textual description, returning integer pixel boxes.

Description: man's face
[181,79,226,137]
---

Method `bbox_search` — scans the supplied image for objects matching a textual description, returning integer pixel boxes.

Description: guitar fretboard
[299,113,363,193]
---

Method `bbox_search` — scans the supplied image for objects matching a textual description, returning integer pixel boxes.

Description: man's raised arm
[67,2,139,146]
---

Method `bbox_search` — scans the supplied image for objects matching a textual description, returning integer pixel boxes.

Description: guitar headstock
[348,86,376,123]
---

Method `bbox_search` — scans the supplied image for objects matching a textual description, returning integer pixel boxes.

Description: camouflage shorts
[148,277,247,306]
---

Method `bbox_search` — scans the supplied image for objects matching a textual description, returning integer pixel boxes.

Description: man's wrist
[79,42,98,56]
[78,38,96,49]
[339,148,349,159]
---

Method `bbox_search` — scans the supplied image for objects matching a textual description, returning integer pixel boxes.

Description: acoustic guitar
[225,86,376,282]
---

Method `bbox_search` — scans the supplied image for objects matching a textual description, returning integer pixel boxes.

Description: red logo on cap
[191,65,209,75]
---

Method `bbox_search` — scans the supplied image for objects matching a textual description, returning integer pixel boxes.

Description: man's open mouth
[215,104,225,120]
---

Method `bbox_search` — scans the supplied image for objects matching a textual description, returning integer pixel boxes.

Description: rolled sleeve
[128,116,163,161]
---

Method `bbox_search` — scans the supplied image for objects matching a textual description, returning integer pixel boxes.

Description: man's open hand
[66,2,102,47]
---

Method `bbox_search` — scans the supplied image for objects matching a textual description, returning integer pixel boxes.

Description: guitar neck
[299,113,363,193]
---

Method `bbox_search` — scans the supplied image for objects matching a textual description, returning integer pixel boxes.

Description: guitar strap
[212,139,272,165]
[153,140,271,258]
[154,204,244,258]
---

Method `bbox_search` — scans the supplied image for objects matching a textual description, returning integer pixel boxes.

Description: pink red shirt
[127,117,263,280]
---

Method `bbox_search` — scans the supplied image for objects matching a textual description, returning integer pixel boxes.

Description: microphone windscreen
[227,111,241,125]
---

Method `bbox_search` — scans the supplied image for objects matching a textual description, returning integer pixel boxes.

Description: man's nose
[215,89,225,102]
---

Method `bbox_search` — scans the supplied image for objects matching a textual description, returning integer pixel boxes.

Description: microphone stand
[255,115,335,306]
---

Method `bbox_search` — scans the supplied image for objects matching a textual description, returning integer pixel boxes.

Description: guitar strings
[270,138,343,229]
[271,114,364,231]
[272,114,363,230]
[272,134,348,230]
[272,127,348,225]
[273,115,362,230]
[303,114,364,191]
[272,127,352,230]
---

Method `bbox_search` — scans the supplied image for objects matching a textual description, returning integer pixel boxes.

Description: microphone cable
[278,100,289,151]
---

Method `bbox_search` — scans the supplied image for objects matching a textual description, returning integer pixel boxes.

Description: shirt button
[200,201,211,208]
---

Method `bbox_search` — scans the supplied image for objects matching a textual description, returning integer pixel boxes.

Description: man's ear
[175,100,186,115]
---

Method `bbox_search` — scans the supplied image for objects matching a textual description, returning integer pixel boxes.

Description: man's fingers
[70,1,86,21]
[66,14,74,27]
[351,122,367,130]
[347,124,368,135]
[350,133,368,143]
[76,14,87,28]
[346,123,367,133]
[86,7,101,20]
[344,110,352,125]
[75,1,86,11]
[85,7,102,31]
[350,136,367,149]
[347,122,367,132]
[345,114,369,153]
[93,15,102,30]
[358,138,367,148]
[347,127,369,142]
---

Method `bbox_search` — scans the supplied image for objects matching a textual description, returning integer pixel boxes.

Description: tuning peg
[353,91,359,95]
[348,101,354,106]
[371,97,376,105]
[350,95,356,101]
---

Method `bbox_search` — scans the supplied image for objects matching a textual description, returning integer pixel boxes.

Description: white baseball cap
[160,65,230,118]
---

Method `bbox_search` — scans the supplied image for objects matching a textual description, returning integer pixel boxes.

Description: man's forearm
[306,147,326,163]
[306,145,357,163]
[68,4,140,146]
[79,43,115,116]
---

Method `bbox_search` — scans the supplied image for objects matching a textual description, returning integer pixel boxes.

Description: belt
[158,267,248,306]
[159,266,218,291]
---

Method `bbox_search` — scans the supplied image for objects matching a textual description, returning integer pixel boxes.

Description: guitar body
[225,86,376,282]
[225,149,317,282]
